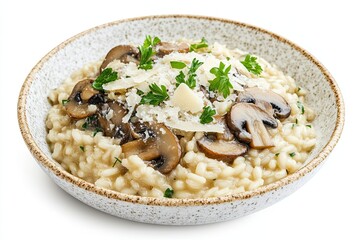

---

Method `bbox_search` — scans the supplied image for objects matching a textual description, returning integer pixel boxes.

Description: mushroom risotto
[46,36,316,198]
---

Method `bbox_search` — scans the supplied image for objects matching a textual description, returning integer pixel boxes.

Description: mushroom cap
[226,102,278,149]
[121,123,181,174]
[100,45,139,71]
[197,137,247,162]
[238,87,291,119]
[64,79,100,119]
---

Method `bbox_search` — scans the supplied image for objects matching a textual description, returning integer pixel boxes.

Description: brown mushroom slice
[97,101,130,144]
[156,42,189,57]
[197,137,247,162]
[100,45,139,71]
[121,123,181,174]
[64,79,99,119]
[238,87,291,119]
[226,103,278,149]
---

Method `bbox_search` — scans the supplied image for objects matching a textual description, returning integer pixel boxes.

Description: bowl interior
[21,16,341,197]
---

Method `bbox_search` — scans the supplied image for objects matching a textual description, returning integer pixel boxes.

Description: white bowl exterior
[23,16,340,225]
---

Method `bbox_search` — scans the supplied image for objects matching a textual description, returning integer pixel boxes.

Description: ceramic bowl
[18,15,344,225]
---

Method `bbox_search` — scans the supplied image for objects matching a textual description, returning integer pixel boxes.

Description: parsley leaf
[175,58,203,89]
[112,157,122,167]
[170,61,186,69]
[190,37,208,52]
[138,35,161,70]
[208,62,233,98]
[164,188,174,198]
[241,54,263,75]
[200,106,216,124]
[306,125,312,128]
[140,83,169,105]
[62,99,69,106]
[297,101,305,114]
[289,152,296,157]
[92,68,118,91]
[93,127,102,137]
[175,71,186,86]
[79,146,85,152]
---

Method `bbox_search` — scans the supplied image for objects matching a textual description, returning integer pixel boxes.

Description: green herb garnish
[208,62,233,98]
[306,125,312,128]
[175,58,203,89]
[62,99,69,106]
[93,128,102,137]
[240,54,263,76]
[200,106,216,124]
[189,37,208,52]
[170,61,186,69]
[164,188,174,198]
[82,115,97,129]
[136,89,144,96]
[295,118,298,124]
[80,146,85,152]
[112,157,122,167]
[140,83,169,105]
[138,35,161,70]
[92,68,118,91]
[297,101,305,114]
[275,153,280,157]
[289,152,296,157]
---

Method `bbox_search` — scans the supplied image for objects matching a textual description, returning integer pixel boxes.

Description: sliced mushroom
[97,101,130,144]
[226,102,278,149]
[100,45,139,71]
[238,87,291,119]
[197,137,247,162]
[121,123,181,174]
[156,42,189,57]
[64,79,103,119]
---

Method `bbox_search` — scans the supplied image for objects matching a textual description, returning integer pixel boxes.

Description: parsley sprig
[164,188,174,198]
[175,58,203,89]
[200,106,216,124]
[138,35,161,70]
[140,83,169,105]
[190,37,208,52]
[241,54,263,76]
[92,68,118,91]
[208,62,233,98]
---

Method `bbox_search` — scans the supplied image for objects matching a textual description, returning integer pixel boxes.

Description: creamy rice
[46,41,316,198]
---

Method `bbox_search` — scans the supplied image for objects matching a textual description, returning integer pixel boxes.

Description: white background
[0,0,358,239]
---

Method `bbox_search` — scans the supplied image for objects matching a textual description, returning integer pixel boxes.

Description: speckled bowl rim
[18,15,345,207]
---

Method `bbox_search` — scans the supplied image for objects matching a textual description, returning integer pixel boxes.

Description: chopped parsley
[175,58,203,89]
[62,99,69,106]
[295,118,298,124]
[200,106,216,124]
[306,125,312,128]
[112,157,122,167]
[79,146,85,152]
[140,83,169,105]
[275,153,280,157]
[289,152,296,157]
[209,62,233,98]
[297,101,305,114]
[82,115,97,129]
[164,188,174,198]
[138,35,161,70]
[240,54,263,76]
[136,89,144,96]
[92,68,118,91]
[189,37,208,52]
[170,61,186,69]
[93,127,102,137]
